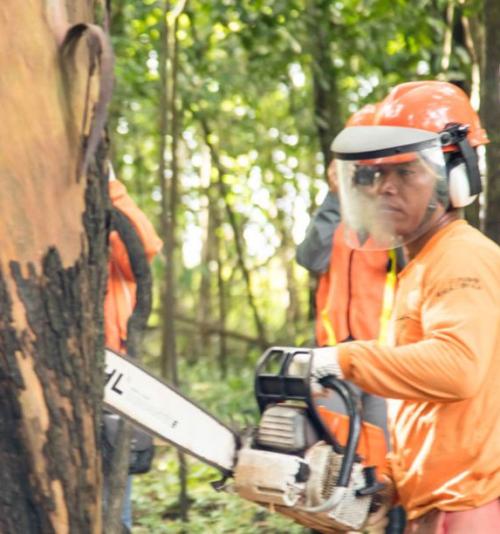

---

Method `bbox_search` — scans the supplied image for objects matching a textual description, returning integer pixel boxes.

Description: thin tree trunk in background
[275,206,301,339]
[461,12,482,110]
[214,198,228,377]
[195,178,216,363]
[441,2,455,73]
[104,208,154,533]
[200,119,268,348]
[305,0,344,173]
[481,0,500,243]
[460,8,483,229]
[159,0,174,381]
[0,1,112,532]
[284,247,301,338]
[168,11,180,385]
[103,419,132,534]
[304,0,343,327]
[170,13,189,522]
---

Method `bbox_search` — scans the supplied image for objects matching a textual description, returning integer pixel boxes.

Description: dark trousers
[386,506,406,534]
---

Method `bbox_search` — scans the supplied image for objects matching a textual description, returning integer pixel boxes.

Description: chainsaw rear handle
[255,348,362,493]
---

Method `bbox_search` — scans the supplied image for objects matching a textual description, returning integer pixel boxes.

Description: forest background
[108,0,500,532]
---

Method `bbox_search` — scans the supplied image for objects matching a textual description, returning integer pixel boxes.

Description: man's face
[367,159,443,238]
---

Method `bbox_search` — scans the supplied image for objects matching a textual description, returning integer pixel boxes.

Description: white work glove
[309,347,344,399]
[311,346,344,380]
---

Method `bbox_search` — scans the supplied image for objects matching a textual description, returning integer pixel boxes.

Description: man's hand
[327,160,339,194]
[365,475,396,528]
[311,346,344,379]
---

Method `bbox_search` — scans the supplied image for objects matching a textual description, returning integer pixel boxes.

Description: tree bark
[482,0,500,243]
[195,180,216,363]
[213,198,228,378]
[199,119,268,348]
[305,0,344,172]
[0,2,113,532]
[459,9,482,229]
[158,0,175,381]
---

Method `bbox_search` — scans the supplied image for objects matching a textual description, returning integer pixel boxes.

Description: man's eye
[397,168,414,178]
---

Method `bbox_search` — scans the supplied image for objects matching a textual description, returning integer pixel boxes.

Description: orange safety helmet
[346,103,381,127]
[370,81,487,207]
[328,103,381,191]
[331,81,488,251]
[373,81,488,149]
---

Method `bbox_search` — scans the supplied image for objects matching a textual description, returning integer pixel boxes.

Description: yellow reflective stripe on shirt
[320,307,337,346]
[378,249,397,345]
[320,249,397,347]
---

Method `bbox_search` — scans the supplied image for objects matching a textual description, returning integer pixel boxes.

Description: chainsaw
[104,346,389,532]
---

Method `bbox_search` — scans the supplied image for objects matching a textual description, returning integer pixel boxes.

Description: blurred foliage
[104,0,492,531]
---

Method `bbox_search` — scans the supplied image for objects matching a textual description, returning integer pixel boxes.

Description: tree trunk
[482,0,500,243]
[275,203,301,339]
[213,198,228,378]
[305,0,344,172]
[158,0,175,381]
[200,120,268,347]
[0,2,113,532]
[459,9,483,229]
[170,14,190,523]
[195,178,216,363]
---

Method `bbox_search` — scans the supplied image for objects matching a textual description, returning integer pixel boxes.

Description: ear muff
[440,124,482,208]
[446,155,478,208]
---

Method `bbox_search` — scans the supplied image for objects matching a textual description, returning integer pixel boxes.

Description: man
[297,104,401,349]
[104,164,163,531]
[297,105,406,533]
[306,81,500,532]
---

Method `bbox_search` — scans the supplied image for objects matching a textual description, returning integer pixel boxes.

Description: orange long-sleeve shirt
[337,220,500,519]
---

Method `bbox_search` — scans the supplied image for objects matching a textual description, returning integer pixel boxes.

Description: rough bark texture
[482,0,500,243]
[0,1,111,532]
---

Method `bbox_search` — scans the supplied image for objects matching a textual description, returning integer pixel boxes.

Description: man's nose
[377,172,399,195]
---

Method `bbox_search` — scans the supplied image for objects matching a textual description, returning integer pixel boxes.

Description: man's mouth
[378,202,404,214]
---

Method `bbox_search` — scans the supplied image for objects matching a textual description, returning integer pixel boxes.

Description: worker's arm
[338,247,499,402]
[296,192,341,274]
[109,180,163,261]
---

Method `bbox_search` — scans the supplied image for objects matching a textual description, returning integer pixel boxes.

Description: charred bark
[482,0,500,243]
[0,152,109,534]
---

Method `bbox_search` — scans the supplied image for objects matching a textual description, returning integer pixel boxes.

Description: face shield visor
[332,126,449,250]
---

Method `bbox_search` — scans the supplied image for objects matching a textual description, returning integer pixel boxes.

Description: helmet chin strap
[401,198,442,246]
[420,192,442,226]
